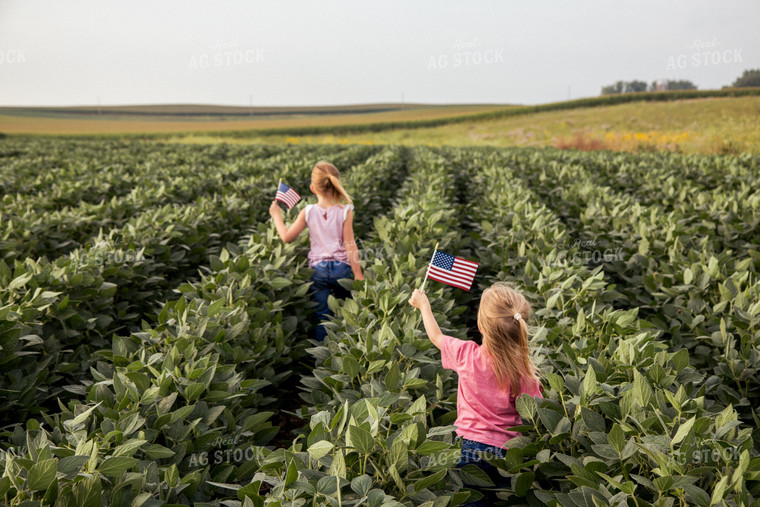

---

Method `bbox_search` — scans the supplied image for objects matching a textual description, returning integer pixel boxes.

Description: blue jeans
[309,260,353,341]
[456,438,509,506]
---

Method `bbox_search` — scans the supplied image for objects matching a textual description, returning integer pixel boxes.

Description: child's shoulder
[340,203,354,221]
[439,334,481,372]
[441,334,481,354]
[443,334,478,344]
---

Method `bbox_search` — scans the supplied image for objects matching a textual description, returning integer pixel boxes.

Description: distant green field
[169,94,760,155]
[1,102,491,117]
[2,88,759,154]
[0,103,511,135]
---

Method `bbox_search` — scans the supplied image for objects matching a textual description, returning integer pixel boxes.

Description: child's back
[303,202,353,268]
[408,281,542,506]
[439,333,542,448]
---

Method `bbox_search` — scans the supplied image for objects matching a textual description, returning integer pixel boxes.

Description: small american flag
[275,182,301,209]
[427,250,479,291]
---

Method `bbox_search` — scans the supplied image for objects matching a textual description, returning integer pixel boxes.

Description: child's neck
[316,195,337,208]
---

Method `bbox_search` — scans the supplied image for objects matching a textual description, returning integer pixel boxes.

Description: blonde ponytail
[478,282,540,395]
[313,161,352,205]
[327,173,353,205]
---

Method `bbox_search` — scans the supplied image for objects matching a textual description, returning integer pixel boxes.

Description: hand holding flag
[408,288,430,310]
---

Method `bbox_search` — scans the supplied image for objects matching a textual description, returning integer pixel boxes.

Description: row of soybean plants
[458,147,758,506]
[601,151,757,206]
[0,142,369,262]
[500,148,758,207]
[232,146,485,506]
[506,147,758,256]
[0,141,278,210]
[0,140,214,196]
[508,148,760,432]
[0,145,406,506]
[538,148,759,254]
[0,142,378,422]
[1,141,246,259]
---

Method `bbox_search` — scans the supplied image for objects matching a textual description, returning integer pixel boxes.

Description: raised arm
[408,289,443,349]
[269,202,307,243]
[342,208,364,280]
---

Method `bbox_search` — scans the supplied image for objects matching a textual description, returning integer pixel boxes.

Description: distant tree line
[729,69,760,88]
[601,79,696,95]
[601,69,760,96]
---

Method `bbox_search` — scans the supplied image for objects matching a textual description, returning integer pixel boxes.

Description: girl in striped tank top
[269,161,364,341]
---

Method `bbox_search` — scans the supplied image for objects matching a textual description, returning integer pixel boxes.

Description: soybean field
[1,138,759,506]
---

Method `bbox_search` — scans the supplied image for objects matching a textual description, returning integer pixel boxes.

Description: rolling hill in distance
[0,103,510,134]
[1,89,759,155]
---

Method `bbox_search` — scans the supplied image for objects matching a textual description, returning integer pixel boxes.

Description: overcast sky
[0,0,758,107]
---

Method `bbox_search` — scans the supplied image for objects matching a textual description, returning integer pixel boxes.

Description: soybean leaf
[349,425,375,455]
[99,456,137,477]
[413,469,447,492]
[671,416,696,445]
[308,440,334,460]
[28,458,57,491]
[514,471,535,497]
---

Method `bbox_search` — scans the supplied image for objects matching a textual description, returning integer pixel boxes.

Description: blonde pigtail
[327,174,353,205]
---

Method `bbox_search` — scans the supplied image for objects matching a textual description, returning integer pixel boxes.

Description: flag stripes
[426,250,478,291]
[275,182,301,209]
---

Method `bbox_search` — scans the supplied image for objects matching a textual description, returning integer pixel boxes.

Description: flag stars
[433,252,455,269]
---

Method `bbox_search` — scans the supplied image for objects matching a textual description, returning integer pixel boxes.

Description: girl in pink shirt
[408,282,543,504]
[269,161,364,341]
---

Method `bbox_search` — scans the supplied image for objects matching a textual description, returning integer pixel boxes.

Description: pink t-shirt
[440,334,543,448]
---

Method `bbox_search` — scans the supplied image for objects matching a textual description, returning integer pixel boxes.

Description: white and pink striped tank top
[304,203,354,268]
